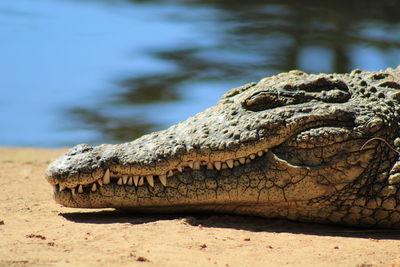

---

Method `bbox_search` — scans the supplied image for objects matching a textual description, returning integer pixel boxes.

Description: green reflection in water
[70,108,157,143]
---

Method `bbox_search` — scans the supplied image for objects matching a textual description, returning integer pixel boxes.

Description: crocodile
[46,67,400,228]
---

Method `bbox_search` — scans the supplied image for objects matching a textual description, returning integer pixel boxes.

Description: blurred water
[1,0,400,147]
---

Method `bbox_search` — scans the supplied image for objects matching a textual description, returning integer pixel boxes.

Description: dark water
[1,0,400,147]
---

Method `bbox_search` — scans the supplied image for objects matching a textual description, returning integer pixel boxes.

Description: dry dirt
[1,147,400,266]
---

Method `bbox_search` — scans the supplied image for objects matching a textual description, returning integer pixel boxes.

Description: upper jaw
[46,101,357,191]
[45,137,272,190]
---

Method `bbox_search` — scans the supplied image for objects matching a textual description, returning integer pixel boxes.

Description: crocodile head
[46,68,400,225]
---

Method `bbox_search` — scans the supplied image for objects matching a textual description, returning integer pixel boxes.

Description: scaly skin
[46,67,400,228]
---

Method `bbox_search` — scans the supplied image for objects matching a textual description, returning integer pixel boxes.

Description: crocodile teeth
[71,187,76,196]
[214,161,221,170]
[103,169,110,185]
[193,161,200,170]
[80,148,272,191]
[146,175,154,187]
[133,176,139,186]
[59,185,66,192]
[138,177,144,186]
[188,161,194,169]
[122,175,129,185]
[159,175,167,186]
[226,159,234,168]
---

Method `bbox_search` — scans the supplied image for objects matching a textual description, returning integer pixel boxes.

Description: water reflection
[70,0,400,144]
[70,108,156,143]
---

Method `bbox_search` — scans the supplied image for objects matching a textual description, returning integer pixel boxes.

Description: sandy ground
[1,147,400,267]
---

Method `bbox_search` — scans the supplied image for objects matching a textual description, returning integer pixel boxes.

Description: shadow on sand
[60,209,400,240]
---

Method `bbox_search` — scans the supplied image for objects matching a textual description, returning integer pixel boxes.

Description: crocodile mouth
[50,119,366,199]
[51,147,270,196]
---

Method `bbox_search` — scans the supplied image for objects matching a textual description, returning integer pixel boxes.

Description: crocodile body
[46,67,400,228]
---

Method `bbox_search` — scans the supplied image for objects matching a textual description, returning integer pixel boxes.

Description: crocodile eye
[241,76,351,111]
[241,90,302,111]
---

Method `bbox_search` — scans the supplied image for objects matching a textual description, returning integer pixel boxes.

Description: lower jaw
[53,191,261,210]
[54,191,294,215]
[54,191,333,226]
